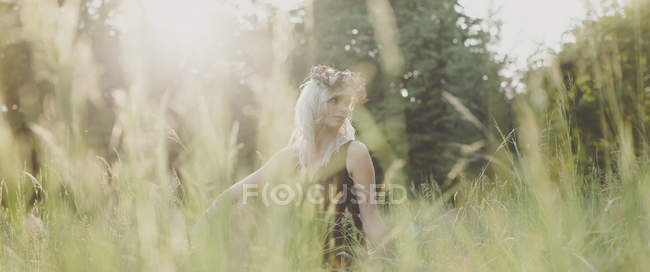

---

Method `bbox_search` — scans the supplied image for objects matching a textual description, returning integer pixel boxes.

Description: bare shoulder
[272,146,297,161]
[264,145,297,170]
[347,140,370,159]
[346,140,374,179]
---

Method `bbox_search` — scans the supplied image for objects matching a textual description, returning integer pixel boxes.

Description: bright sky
[262,0,603,92]
[262,0,589,69]
[459,0,588,78]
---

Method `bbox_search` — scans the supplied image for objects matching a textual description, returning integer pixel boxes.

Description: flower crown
[309,65,368,105]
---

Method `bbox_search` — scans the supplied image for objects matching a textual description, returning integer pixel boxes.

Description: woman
[196,65,391,269]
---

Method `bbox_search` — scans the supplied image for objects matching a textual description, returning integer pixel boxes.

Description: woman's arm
[346,141,391,248]
[195,146,295,226]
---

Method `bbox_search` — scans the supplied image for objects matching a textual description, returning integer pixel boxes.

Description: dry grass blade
[442,91,486,132]
[23,171,44,196]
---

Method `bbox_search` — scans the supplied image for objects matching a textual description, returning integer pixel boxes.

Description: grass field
[1,1,648,271]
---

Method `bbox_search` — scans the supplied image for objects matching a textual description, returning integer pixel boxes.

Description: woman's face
[323,94,352,129]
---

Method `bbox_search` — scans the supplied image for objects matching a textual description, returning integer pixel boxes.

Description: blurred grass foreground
[0,0,649,271]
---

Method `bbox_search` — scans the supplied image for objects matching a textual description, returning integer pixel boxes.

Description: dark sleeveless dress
[301,140,366,269]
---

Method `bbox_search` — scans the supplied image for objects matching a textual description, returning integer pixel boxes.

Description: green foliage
[0,0,648,271]
[527,0,649,175]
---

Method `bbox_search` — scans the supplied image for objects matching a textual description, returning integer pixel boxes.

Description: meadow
[0,0,648,271]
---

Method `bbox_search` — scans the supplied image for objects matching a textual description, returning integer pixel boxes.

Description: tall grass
[1,0,648,271]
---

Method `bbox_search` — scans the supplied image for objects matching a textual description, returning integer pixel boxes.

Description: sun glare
[261,0,304,11]
[141,0,216,49]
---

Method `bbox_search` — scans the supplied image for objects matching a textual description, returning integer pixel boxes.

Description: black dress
[300,140,366,269]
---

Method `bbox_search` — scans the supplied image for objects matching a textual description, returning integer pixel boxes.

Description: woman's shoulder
[345,140,369,158]
[344,140,373,177]
[276,145,299,159]
[265,145,299,169]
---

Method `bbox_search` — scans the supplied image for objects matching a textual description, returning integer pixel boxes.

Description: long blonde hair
[288,65,366,172]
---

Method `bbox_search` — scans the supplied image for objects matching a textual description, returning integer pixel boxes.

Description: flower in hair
[310,65,368,105]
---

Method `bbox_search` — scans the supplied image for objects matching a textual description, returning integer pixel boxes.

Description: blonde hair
[288,66,365,172]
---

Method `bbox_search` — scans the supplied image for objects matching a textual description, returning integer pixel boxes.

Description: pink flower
[309,64,368,105]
